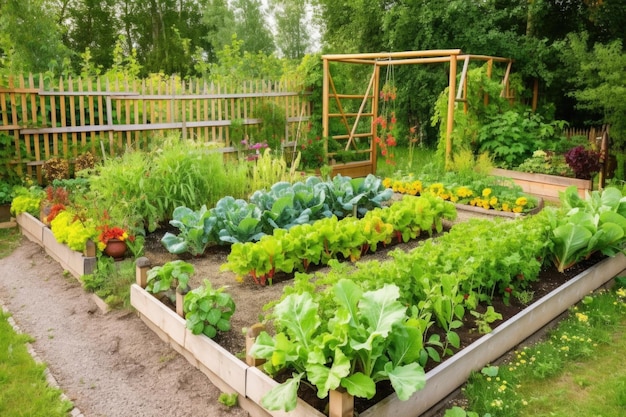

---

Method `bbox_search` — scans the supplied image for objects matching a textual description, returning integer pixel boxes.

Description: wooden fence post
[135,257,151,288]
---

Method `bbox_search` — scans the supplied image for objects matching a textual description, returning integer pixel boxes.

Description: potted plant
[97,223,131,260]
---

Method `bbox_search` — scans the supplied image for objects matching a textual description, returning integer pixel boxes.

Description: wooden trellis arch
[321,50,516,177]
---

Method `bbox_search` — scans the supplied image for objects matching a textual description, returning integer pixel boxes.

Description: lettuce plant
[250,279,426,412]
[547,186,626,272]
[221,195,457,283]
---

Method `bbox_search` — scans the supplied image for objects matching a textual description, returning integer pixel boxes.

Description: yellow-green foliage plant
[50,210,98,252]
[249,148,301,192]
[10,186,44,217]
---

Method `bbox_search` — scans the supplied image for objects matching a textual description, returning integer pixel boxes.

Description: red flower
[97,224,130,247]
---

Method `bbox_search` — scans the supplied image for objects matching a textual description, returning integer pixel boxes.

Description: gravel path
[0,238,249,417]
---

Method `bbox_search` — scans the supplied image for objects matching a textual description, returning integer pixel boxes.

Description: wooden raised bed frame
[131,252,626,417]
[16,212,96,279]
[492,168,592,203]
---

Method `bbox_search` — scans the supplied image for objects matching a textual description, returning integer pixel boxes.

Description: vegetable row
[161,174,393,256]
[221,194,458,285]
[251,185,626,411]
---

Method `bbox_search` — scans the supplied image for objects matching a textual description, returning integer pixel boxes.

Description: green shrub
[89,136,248,234]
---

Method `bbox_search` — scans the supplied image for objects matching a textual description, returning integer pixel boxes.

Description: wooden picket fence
[563,126,607,147]
[0,74,312,182]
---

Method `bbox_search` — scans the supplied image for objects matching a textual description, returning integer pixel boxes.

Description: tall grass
[88,136,251,233]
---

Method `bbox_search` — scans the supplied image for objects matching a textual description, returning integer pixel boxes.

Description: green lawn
[0,227,74,416]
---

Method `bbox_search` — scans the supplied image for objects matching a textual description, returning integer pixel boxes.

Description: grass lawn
[0,227,74,416]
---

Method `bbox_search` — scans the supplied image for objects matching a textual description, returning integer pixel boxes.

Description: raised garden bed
[330,160,375,178]
[16,212,96,279]
[130,250,626,417]
[491,168,592,203]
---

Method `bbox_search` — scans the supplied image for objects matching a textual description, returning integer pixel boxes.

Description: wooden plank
[58,80,69,156]
[18,76,32,177]
[322,49,462,61]
[38,91,139,96]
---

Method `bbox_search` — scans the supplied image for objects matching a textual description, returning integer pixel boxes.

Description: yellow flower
[515,196,528,206]
[429,183,444,195]
[513,206,523,213]
[482,188,492,197]
[502,203,510,212]
[617,288,626,298]
[489,197,498,206]
[575,312,589,323]
[455,186,473,198]
[382,178,392,188]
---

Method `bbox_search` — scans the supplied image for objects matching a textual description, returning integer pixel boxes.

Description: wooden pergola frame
[321,50,516,176]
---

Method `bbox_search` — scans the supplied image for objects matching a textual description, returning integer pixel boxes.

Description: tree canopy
[0,0,624,144]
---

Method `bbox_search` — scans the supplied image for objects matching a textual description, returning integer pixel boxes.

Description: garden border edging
[491,168,592,203]
[16,213,96,279]
[130,253,626,417]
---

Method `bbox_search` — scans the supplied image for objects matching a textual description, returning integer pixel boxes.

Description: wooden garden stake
[329,388,354,417]
[245,323,266,366]
[135,257,151,288]
[84,239,96,257]
[176,287,188,318]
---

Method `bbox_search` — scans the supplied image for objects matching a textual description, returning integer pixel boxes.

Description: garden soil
[0,209,578,417]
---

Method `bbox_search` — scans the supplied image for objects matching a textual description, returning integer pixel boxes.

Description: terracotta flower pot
[104,238,127,261]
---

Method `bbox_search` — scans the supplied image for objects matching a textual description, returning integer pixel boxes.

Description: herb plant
[183,279,236,339]
[146,260,194,294]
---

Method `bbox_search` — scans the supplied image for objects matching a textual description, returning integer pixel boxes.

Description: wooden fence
[0,74,312,182]
[563,126,607,146]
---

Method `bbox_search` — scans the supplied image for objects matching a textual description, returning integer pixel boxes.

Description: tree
[118,0,210,76]
[0,0,70,73]
[232,0,275,55]
[64,0,119,72]
[201,0,236,62]
[561,32,626,147]
[270,0,311,59]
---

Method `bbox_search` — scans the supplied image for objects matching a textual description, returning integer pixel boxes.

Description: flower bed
[16,213,96,279]
[130,253,626,417]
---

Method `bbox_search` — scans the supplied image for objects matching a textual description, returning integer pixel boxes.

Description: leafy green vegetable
[161,205,217,255]
[250,279,426,411]
[549,186,626,272]
[183,279,235,339]
[146,260,194,293]
[212,196,264,244]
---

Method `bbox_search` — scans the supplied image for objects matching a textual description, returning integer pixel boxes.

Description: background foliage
[1,0,625,163]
